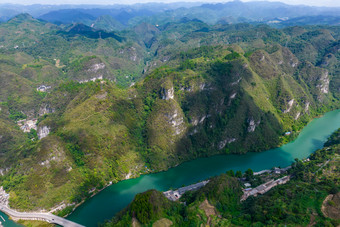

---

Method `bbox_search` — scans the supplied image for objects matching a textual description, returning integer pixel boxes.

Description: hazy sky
[1,0,340,7]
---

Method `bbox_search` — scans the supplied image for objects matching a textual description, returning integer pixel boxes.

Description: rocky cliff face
[1,16,340,213]
[38,104,55,116]
[299,62,331,101]
[247,117,260,132]
[37,125,50,139]
[162,86,174,100]
[68,57,114,82]
[140,44,337,163]
[317,71,330,94]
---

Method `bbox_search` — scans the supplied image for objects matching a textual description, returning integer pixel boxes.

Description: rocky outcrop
[125,171,132,180]
[162,86,174,100]
[295,112,301,120]
[191,115,210,126]
[79,75,103,83]
[218,138,236,150]
[129,47,138,62]
[283,99,294,113]
[317,70,329,94]
[87,63,105,73]
[38,104,55,116]
[146,97,187,154]
[228,92,237,105]
[38,126,50,139]
[230,92,237,99]
[289,57,298,68]
[191,117,199,126]
[161,80,175,100]
[230,78,242,86]
[199,83,206,91]
[166,109,185,135]
[247,117,260,132]
[304,102,310,112]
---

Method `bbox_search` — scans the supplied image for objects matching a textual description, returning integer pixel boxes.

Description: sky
[0,0,339,7]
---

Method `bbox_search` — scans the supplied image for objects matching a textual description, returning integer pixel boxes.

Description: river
[1,109,340,227]
[64,109,340,226]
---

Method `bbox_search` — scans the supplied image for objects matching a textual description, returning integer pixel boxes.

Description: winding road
[0,205,84,227]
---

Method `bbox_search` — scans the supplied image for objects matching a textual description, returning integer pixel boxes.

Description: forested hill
[107,128,340,226]
[0,9,339,215]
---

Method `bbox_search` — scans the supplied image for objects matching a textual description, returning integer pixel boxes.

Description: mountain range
[0,1,339,225]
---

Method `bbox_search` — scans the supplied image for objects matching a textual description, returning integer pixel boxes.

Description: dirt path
[199,199,217,226]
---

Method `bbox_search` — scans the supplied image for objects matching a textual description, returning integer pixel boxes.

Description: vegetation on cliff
[0,13,339,212]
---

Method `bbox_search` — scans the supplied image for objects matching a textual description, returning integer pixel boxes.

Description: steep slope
[0,16,339,215]
[92,15,124,31]
[1,42,338,212]
[106,128,340,226]
[39,10,96,26]
[0,13,56,49]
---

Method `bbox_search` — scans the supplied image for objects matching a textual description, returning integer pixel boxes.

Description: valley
[0,1,339,226]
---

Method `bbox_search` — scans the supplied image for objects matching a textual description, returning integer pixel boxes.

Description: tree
[226,170,235,177]
[235,171,243,178]
[245,169,253,181]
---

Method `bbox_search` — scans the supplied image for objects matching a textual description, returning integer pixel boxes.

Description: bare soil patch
[199,199,217,225]
[322,192,340,220]
[152,218,173,227]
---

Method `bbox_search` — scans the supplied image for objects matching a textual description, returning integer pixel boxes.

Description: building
[244,183,251,188]
[164,180,209,201]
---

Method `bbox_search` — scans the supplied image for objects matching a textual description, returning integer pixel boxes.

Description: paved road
[177,180,209,195]
[0,205,84,227]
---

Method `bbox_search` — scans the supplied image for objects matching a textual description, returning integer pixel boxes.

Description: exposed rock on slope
[38,125,50,140]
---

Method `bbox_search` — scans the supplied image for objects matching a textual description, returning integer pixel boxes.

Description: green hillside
[0,14,339,214]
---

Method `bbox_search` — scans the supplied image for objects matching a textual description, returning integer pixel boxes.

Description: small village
[17,119,37,133]
[241,166,292,201]
[241,175,290,201]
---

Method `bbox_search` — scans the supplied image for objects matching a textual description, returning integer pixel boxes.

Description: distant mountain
[276,15,340,27]
[59,23,124,41]
[39,9,96,26]
[91,15,124,31]
[103,1,339,28]
[0,13,54,49]
[37,7,162,27]
[7,13,34,22]
[1,1,339,29]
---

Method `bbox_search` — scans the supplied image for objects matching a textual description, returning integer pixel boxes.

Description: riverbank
[66,109,340,226]
[108,135,340,227]
[3,110,339,227]
[61,110,338,218]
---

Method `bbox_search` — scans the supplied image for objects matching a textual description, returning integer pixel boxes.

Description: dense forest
[0,3,339,219]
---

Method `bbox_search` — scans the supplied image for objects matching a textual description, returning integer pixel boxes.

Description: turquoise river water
[1,109,340,226]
